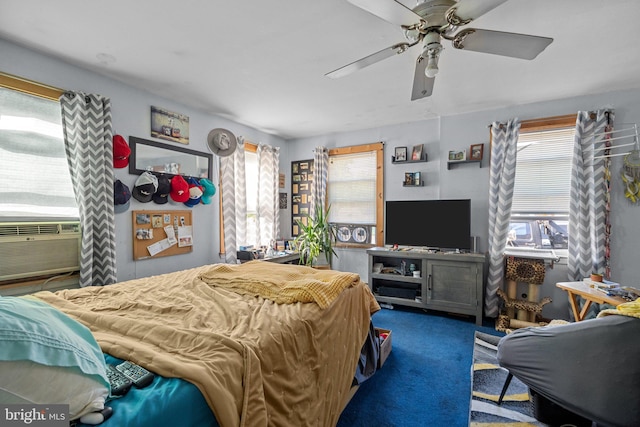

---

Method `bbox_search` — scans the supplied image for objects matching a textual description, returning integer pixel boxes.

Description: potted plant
[294,204,337,268]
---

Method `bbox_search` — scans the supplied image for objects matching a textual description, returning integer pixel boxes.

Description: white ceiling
[2,0,640,140]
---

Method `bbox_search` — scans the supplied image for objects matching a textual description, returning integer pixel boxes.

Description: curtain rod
[488,111,614,129]
[0,71,65,101]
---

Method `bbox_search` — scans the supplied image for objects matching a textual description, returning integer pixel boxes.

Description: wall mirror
[129,136,213,179]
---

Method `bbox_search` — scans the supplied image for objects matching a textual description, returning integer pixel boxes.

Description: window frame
[491,114,576,254]
[327,142,384,248]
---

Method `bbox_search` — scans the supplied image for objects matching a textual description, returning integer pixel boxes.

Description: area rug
[469,331,547,426]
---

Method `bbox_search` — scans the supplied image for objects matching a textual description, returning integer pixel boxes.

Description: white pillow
[0,296,109,420]
[0,360,108,418]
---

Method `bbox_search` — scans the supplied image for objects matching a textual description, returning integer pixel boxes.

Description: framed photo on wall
[150,106,189,144]
[394,146,407,162]
[411,144,423,161]
[448,150,466,161]
[470,143,484,160]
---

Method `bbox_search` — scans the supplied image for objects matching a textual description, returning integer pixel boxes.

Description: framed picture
[404,172,414,186]
[413,172,421,185]
[404,172,421,186]
[470,143,484,161]
[448,150,466,161]
[411,144,423,161]
[394,146,407,162]
[150,106,189,144]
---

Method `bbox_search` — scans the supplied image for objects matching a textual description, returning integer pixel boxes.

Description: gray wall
[286,90,640,321]
[0,39,288,282]
[3,38,639,320]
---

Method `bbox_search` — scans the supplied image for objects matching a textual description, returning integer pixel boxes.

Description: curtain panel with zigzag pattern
[485,118,520,317]
[568,111,614,282]
[311,147,329,217]
[59,91,116,287]
[221,137,247,264]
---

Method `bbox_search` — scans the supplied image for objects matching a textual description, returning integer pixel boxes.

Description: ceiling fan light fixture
[422,32,442,79]
[425,55,439,78]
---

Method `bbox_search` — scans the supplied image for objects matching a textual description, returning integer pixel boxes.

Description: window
[327,143,383,246]
[507,115,575,253]
[0,73,78,221]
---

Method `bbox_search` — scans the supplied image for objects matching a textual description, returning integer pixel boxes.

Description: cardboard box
[375,327,392,368]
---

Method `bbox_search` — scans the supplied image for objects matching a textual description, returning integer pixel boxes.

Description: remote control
[106,364,133,396]
[115,361,155,388]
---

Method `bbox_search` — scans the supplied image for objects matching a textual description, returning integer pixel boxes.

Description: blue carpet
[337,306,501,427]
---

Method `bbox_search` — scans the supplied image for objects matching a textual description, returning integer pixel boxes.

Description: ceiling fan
[326,0,553,100]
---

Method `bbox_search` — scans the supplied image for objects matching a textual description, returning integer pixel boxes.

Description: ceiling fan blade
[347,0,424,27]
[411,57,435,101]
[326,42,413,79]
[448,0,508,24]
[452,29,553,60]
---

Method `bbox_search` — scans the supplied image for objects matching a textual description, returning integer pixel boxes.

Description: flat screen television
[384,199,471,250]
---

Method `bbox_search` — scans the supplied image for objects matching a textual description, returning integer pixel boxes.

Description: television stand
[367,248,485,325]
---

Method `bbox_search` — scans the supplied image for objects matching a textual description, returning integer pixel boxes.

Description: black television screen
[384,199,471,250]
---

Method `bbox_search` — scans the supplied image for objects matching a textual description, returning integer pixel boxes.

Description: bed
[5,260,380,427]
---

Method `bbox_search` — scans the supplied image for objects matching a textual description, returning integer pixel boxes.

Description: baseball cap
[200,178,216,205]
[152,175,171,204]
[113,135,131,168]
[132,171,158,203]
[113,179,131,213]
[170,175,190,202]
[184,177,203,207]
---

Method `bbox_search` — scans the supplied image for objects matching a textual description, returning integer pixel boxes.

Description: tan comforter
[33,261,379,427]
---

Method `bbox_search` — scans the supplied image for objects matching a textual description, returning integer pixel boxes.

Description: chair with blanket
[496,299,640,427]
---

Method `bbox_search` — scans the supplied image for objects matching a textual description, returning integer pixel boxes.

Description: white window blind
[327,151,376,224]
[0,87,79,220]
[512,127,574,215]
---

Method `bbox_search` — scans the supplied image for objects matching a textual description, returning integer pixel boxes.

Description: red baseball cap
[170,175,190,202]
[113,135,131,168]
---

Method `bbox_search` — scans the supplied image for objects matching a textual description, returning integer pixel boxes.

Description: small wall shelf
[447,159,482,170]
[392,154,428,164]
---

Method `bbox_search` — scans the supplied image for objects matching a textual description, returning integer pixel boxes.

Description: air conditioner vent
[0,221,81,282]
[0,221,79,237]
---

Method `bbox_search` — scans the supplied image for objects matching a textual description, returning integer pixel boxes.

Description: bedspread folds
[198,260,362,309]
[33,262,379,427]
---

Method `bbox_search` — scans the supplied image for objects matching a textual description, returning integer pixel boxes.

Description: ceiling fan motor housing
[412,0,457,28]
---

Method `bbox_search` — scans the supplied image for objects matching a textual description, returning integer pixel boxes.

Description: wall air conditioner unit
[0,221,81,282]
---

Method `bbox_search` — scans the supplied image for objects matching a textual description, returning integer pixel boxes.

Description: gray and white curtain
[256,144,280,247]
[568,110,614,281]
[60,91,116,287]
[220,137,247,264]
[311,146,329,217]
[485,118,520,317]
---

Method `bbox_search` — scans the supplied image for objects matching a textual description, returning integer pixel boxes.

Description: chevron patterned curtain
[485,118,521,317]
[60,91,116,287]
[311,146,329,218]
[256,144,280,247]
[220,137,247,263]
[568,110,614,282]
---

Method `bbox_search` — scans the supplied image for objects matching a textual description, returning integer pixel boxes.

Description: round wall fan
[326,0,553,100]
[207,128,237,157]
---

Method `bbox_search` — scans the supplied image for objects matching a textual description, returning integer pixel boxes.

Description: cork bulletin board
[132,210,193,260]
